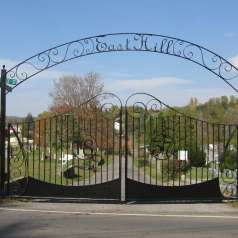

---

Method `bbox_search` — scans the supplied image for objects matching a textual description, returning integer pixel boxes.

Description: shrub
[180,160,191,173]
[220,150,237,171]
[161,159,178,180]
[138,159,150,167]
[189,147,206,167]
[98,159,105,166]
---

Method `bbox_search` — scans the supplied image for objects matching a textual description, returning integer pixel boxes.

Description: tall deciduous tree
[49,72,104,113]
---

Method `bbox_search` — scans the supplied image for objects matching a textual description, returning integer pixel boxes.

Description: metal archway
[4,33,238,93]
[1,33,238,192]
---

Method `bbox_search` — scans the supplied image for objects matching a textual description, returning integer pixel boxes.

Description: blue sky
[1,0,238,116]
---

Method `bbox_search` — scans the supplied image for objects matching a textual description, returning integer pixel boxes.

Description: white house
[59,149,85,165]
[178,150,188,161]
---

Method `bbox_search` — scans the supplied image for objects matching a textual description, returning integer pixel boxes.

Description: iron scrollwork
[219,129,238,198]
[125,93,179,160]
[6,33,238,93]
[7,124,28,195]
[220,169,237,197]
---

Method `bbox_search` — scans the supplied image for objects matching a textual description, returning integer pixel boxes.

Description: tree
[22,113,34,139]
[189,97,198,109]
[189,146,206,167]
[49,72,104,113]
[220,150,237,171]
[221,96,229,108]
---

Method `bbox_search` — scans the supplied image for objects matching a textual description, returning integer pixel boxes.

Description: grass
[132,156,215,185]
[9,148,117,186]
[226,201,238,208]
[0,196,32,204]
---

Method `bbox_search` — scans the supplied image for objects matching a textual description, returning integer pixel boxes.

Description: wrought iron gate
[6,93,122,199]
[5,93,238,201]
[124,93,237,200]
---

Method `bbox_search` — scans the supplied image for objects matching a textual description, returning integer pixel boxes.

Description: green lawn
[133,156,215,185]
[9,148,116,185]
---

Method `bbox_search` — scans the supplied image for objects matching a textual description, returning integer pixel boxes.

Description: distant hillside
[7,95,238,125]
[6,116,24,123]
[177,96,238,124]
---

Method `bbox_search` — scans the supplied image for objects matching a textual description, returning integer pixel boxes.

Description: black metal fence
[5,93,238,200]
[125,93,238,199]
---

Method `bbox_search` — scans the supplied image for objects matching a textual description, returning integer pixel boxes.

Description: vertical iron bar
[106,119,109,182]
[27,122,30,178]
[212,124,215,179]
[195,120,198,184]
[184,116,187,185]
[71,115,74,186]
[95,111,98,183]
[66,115,69,185]
[201,121,204,182]
[49,117,52,183]
[132,114,135,180]
[149,116,152,184]
[112,114,114,180]
[77,115,80,186]
[7,123,10,195]
[55,116,58,184]
[88,117,92,184]
[155,116,158,185]
[161,117,164,186]
[137,116,140,181]
[38,120,41,180]
[0,66,6,190]
[189,118,192,185]
[118,106,122,200]
[124,106,128,201]
[223,124,226,171]
[143,113,146,183]
[236,126,238,198]
[100,116,103,183]
[32,121,35,178]
[60,116,63,185]
[43,118,46,181]
[167,116,170,186]
[178,116,181,186]
[218,124,220,179]
[172,115,175,186]
[206,122,209,181]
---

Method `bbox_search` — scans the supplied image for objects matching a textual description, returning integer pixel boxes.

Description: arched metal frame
[6,91,237,199]
[2,33,238,199]
[124,92,237,198]
[5,33,238,93]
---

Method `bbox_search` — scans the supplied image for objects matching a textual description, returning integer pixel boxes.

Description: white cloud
[105,77,192,93]
[2,58,236,116]
[106,71,134,78]
[155,87,236,107]
[224,32,237,38]
[229,55,238,68]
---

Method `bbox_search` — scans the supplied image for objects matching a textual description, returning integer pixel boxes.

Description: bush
[180,160,191,173]
[161,159,178,180]
[98,159,105,166]
[138,159,150,167]
[189,147,206,167]
[220,150,237,171]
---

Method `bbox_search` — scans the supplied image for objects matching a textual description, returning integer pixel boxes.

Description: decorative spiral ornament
[220,169,237,197]
[5,33,238,93]
[8,125,28,195]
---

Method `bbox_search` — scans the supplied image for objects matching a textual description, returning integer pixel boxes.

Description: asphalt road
[0,202,238,238]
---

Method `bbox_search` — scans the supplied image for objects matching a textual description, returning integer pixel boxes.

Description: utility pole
[0,65,6,191]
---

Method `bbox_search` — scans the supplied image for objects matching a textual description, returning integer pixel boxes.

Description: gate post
[236,126,238,199]
[124,106,128,201]
[0,65,6,191]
